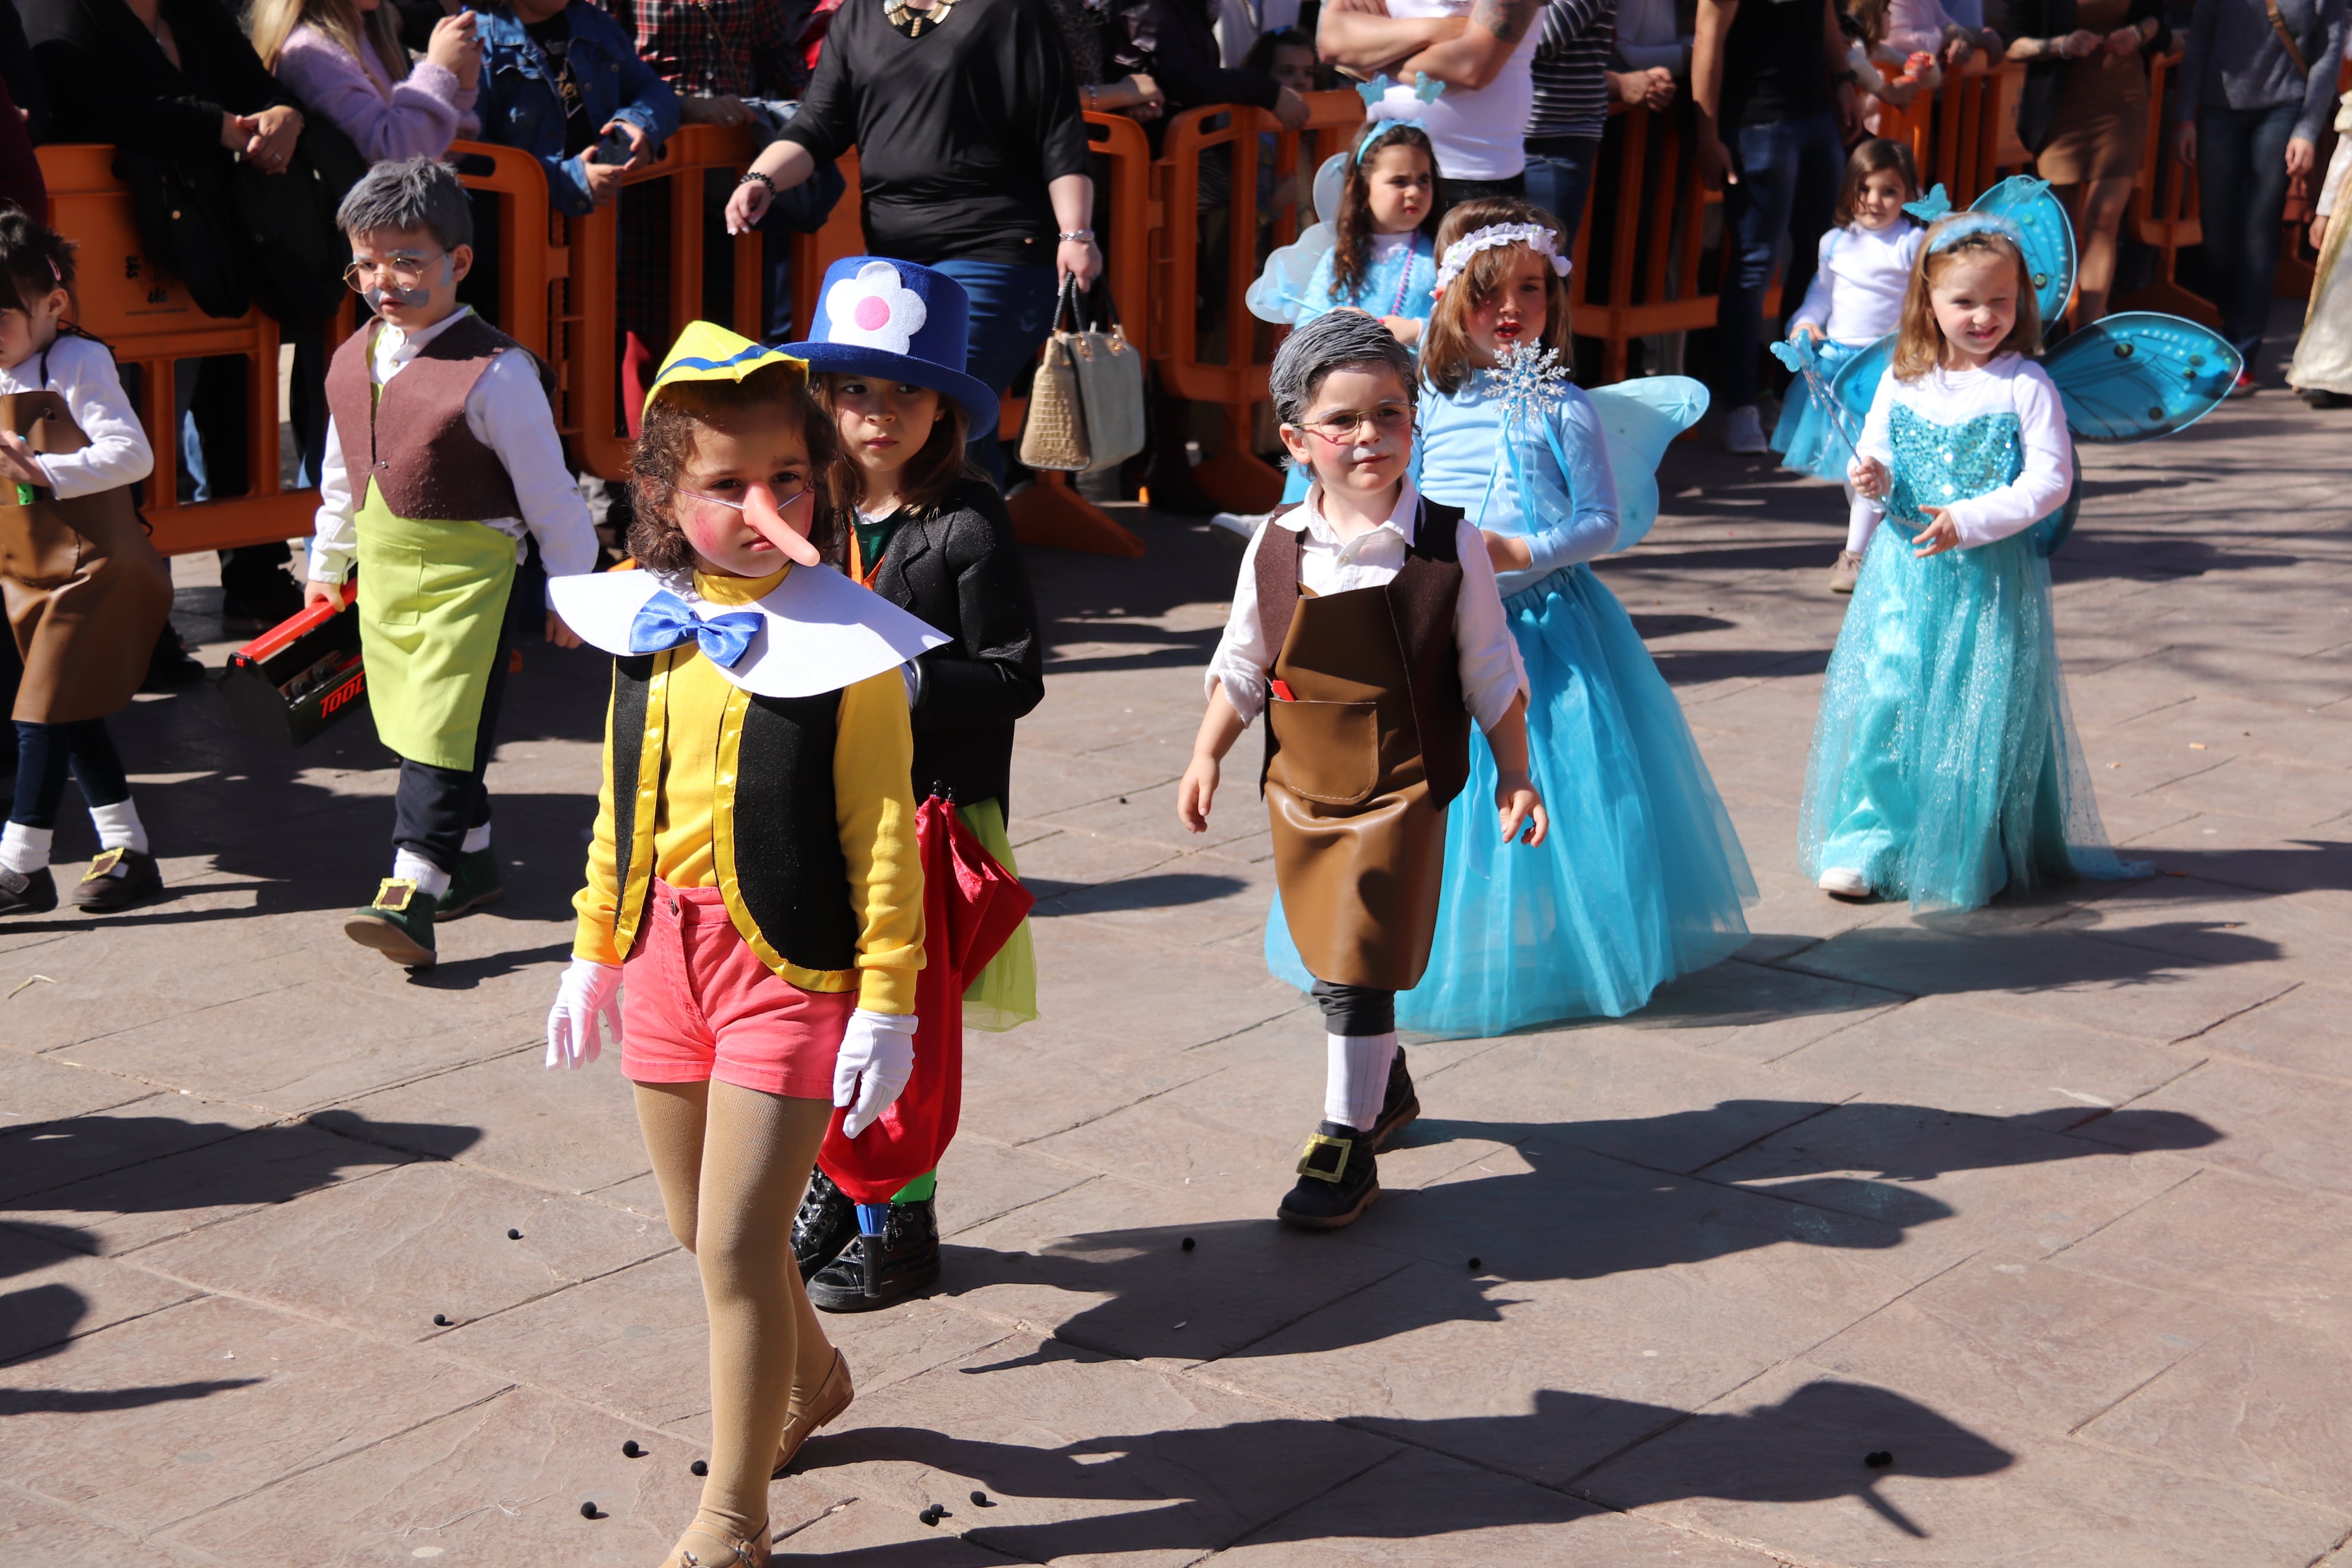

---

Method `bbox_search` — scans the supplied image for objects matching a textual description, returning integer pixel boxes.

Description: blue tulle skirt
[1268,564,1758,1037]
[1798,521,2152,911]
[1772,338,1865,481]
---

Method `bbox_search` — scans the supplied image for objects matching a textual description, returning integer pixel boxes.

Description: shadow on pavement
[1027,872,1250,916]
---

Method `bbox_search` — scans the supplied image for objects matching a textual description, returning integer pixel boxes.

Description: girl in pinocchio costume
[305,157,597,968]
[1181,311,1547,1231]
[1266,200,1756,1039]
[782,257,1046,1314]
[544,324,945,1568]
[0,207,174,917]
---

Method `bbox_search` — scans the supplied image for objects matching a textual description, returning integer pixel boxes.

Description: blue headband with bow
[1927,210,2027,253]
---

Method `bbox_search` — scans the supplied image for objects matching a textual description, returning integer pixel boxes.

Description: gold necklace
[884,0,956,37]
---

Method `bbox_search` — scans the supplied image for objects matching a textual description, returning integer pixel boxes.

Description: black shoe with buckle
[807,1197,941,1312]
[1277,1120,1380,1230]
[71,847,164,913]
[792,1165,857,1282]
[1367,1048,1420,1154]
[344,878,437,966]
[0,864,57,917]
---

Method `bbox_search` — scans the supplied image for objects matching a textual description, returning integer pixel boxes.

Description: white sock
[88,798,148,855]
[1844,487,1879,557]
[0,821,51,875]
[461,822,491,854]
[392,848,453,899]
[1324,1031,1400,1133]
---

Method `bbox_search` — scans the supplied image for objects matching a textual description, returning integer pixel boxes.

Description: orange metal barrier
[40,144,346,555]
[2116,50,2219,325]
[447,139,564,371]
[1928,53,2032,205]
[1570,104,1727,386]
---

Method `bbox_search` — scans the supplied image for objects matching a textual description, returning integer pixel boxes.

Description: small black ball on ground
[690,1459,708,1477]
[1866,1451,1894,1469]
[622,1439,642,1458]
[1466,1257,1481,1270]
[1180,1237,1195,1252]
[508,1229,522,1240]
[432,1313,450,1326]
[971,1489,991,1506]
[580,1501,597,1520]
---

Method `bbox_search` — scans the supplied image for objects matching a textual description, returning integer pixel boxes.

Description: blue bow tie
[628,589,762,668]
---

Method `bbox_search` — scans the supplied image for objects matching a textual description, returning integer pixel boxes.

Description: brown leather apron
[0,368,172,724]
[1262,565,1455,992]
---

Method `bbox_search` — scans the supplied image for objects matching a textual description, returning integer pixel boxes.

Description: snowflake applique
[824,260,927,355]
[1492,341,1570,430]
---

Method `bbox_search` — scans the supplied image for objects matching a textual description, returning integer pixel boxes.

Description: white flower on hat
[824,260,927,355]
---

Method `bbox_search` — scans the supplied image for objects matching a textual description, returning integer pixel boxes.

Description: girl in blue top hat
[779,256,1047,1313]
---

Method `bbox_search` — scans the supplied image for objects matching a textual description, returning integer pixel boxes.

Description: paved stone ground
[4,335,2350,1565]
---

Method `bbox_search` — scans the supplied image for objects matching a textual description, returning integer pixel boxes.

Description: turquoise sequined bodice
[1885,407,2023,527]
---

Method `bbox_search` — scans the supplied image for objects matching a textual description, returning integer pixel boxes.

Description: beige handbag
[1018,277,1148,474]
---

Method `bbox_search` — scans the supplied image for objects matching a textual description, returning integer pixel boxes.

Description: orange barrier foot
[1189,450,1285,513]
[1008,471,1146,558]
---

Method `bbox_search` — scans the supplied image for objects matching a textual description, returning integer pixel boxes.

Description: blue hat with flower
[780,257,999,439]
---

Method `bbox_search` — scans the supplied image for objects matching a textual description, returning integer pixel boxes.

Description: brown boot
[770,1348,853,1477]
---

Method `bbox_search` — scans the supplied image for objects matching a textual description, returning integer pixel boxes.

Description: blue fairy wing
[1584,375,1709,550]
[2043,312,2243,442]
[1829,333,1895,432]
[1247,220,1337,324]
[1969,175,2076,324]
[2031,470,2080,557]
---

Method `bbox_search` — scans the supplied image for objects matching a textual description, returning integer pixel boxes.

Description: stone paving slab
[2,328,2348,1563]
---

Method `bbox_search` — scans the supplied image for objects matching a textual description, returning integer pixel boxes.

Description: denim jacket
[476,2,681,216]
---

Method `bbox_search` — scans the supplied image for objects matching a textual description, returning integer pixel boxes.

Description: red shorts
[621,880,854,1099]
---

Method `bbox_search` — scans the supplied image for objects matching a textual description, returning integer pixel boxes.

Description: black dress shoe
[142,623,206,691]
[70,847,165,912]
[792,1165,857,1282]
[808,1196,941,1312]
[1367,1047,1420,1154]
[0,865,57,916]
[1276,1120,1379,1230]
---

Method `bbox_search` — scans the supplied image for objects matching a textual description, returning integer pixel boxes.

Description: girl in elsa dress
[1266,197,1756,1038]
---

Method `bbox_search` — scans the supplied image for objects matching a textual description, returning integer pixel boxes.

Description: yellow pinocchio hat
[643,321,809,418]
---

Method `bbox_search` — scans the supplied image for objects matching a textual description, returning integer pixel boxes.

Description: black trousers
[389,607,514,874]
[1311,979,1395,1037]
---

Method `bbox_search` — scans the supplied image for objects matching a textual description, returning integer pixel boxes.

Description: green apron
[353,473,517,772]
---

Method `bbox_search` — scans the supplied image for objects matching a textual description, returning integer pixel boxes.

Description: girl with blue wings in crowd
[1266,198,1757,1040]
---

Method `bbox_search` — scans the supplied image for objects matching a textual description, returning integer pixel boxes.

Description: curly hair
[1891,221,2042,381]
[1419,197,1574,396]
[1331,123,1438,304]
[0,204,77,320]
[626,362,845,576]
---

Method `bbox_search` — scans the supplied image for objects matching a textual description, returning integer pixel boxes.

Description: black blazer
[2006,0,2170,153]
[867,479,1046,816]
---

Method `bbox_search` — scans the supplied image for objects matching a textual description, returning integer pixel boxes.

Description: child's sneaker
[1817,867,1871,900]
[345,878,438,965]
[70,848,164,913]
[1828,550,1864,594]
[1720,404,1768,454]
[437,847,504,920]
[0,865,57,917]
[1277,1121,1380,1230]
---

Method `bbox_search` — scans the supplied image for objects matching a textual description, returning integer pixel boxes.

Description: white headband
[1434,223,1573,292]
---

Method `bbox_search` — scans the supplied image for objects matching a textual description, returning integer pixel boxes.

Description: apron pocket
[363,539,430,626]
[0,505,84,587]
[1267,698,1380,805]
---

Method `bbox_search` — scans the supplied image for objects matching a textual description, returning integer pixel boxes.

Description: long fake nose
[742,483,822,567]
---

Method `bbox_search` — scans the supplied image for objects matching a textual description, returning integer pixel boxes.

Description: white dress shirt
[1849,354,2074,548]
[1206,477,1527,733]
[308,306,597,592]
[0,334,154,498]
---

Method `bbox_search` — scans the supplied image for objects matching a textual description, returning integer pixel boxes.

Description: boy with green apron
[303,157,597,968]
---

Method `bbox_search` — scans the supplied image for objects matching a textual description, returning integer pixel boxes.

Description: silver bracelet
[1059,229,1096,243]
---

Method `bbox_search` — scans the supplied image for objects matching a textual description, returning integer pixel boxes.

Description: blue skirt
[1798,521,2152,911]
[1268,564,1757,1037]
[1771,338,1864,482]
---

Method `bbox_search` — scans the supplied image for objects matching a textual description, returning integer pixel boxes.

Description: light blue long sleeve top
[1299,231,1438,325]
[1415,375,1621,598]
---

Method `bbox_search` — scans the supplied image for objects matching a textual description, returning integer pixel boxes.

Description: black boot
[1276,1120,1380,1230]
[792,1165,856,1282]
[808,1197,941,1312]
[0,864,57,917]
[1368,1047,1419,1153]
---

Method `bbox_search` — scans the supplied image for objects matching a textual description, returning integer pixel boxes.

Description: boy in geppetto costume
[1177,312,1548,1230]
[0,207,174,916]
[302,156,597,967]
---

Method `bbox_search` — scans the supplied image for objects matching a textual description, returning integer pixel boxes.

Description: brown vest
[1253,499,1472,809]
[324,313,539,522]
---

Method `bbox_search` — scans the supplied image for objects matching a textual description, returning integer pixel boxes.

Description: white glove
[832,1008,916,1137]
[545,958,623,1070]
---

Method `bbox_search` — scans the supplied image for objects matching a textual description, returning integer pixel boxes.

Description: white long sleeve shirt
[308,307,596,593]
[1206,478,1527,733]
[1849,354,2074,548]
[0,334,153,498]
[1792,222,1926,344]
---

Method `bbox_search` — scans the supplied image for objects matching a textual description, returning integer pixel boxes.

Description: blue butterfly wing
[1586,375,1709,551]
[1970,176,2076,325]
[1829,333,1894,433]
[2045,312,2242,442]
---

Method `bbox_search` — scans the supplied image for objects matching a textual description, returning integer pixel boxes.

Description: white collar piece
[549,564,949,699]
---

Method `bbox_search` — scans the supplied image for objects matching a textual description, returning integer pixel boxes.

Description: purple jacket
[273,23,478,163]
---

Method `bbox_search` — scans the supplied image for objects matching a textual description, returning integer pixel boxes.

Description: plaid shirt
[599,0,810,99]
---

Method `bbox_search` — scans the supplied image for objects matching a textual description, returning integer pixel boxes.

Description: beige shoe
[662,1517,769,1568]
[1828,550,1864,594]
[771,1348,854,1477]
[1818,867,1871,899]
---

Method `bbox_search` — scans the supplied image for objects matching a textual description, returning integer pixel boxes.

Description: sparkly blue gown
[1771,337,1867,481]
[1799,391,2151,910]
[1279,235,1438,504]
[1266,374,1756,1037]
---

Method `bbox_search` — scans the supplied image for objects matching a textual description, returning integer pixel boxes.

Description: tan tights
[634,1079,837,1551]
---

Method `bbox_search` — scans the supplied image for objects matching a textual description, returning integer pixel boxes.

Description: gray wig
[1268,310,1417,429]
[335,156,474,250]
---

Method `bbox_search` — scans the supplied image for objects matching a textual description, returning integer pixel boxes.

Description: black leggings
[1311,979,1396,1037]
[11,718,130,827]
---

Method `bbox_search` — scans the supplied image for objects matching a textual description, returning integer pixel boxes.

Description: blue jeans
[1523,134,1602,249]
[933,259,1061,491]
[2196,100,2299,371]
[1717,111,1844,410]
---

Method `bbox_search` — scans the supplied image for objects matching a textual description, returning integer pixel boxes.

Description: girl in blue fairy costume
[1770,139,1927,594]
[1803,211,2150,911]
[1266,198,1756,1038]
